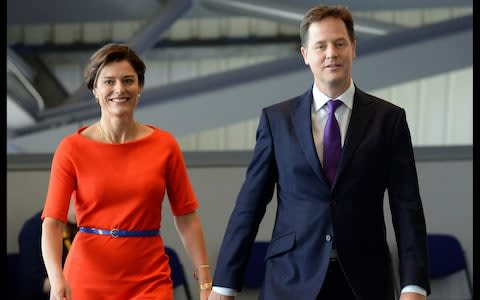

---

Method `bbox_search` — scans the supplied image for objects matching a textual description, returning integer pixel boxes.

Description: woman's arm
[174,211,212,300]
[41,217,71,300]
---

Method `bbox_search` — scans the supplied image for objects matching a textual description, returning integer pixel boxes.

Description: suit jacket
[212,86,431,300]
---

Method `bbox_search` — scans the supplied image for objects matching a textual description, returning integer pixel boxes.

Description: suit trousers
[316,259,356,300]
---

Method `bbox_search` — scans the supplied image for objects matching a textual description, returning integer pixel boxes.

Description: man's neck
[316,79,351,99]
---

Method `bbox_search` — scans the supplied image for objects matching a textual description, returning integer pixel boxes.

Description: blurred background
[7,1,473,299]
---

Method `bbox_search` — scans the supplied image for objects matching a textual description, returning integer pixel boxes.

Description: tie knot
[327,99,342,114]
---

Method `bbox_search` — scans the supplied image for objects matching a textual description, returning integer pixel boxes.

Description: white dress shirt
[311,80,354,166]
[212,80,426,297]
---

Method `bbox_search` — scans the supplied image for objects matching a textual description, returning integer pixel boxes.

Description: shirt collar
[312,79,355,112]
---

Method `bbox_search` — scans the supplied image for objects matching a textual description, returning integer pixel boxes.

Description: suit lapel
[291,89,326,182]
[333,88,375,189]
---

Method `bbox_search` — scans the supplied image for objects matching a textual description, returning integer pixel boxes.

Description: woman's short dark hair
[300,5,355,47]
[84,43,146,91]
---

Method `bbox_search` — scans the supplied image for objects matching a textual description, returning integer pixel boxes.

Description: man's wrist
[401,285,427,296]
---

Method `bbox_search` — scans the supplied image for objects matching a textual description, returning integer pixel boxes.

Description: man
[209,5,430,300]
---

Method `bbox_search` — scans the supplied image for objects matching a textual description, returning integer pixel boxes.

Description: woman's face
[92,60,143,118]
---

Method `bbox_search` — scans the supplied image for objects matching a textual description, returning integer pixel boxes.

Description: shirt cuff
[212,286,238,296]
[213,285,426,297]
[401,285,427,296]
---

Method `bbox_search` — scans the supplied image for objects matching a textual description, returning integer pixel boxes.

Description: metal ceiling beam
[7,0,469,26]
[201,0,406,37]
[7,0,163,25]
[7,48,45,116]
[52,0,193,109]
[272,0,472,11]
[9,15,472,153]
[7,0,192,131]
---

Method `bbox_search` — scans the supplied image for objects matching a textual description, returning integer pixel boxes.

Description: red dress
[42,125,199,300]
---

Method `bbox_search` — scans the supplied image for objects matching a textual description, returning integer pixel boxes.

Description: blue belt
[79,227,159,238]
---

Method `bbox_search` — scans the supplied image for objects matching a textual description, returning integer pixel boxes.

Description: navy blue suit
[213,86,430,300]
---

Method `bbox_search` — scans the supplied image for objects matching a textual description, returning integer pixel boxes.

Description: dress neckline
[76,124,158,145]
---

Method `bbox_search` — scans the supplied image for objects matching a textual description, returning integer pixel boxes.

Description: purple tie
[323,100,343,185]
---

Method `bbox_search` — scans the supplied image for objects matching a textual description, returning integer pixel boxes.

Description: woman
[41,43,212,300]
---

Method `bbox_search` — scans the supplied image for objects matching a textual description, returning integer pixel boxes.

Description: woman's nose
[113,81,126,92]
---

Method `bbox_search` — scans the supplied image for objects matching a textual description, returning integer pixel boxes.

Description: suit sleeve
[212,110,278,291]
[387,109,431,294]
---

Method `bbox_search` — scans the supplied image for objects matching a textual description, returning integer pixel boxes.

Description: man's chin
[326,76,349,87]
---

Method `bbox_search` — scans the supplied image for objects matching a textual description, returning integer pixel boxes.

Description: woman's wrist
[193,264,212,290]
[199,281,213,291]
[193,264,210,280]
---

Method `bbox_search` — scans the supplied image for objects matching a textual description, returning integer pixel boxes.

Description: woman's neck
[98,118,137,144]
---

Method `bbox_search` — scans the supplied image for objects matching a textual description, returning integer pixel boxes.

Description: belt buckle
[111,228,120,238]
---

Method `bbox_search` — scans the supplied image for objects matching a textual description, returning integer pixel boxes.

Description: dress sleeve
[165,134,199,216]
[41,138,77,223]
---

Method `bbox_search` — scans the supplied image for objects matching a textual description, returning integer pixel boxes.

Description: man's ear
[352,40,357,59]
[300,46,309,65]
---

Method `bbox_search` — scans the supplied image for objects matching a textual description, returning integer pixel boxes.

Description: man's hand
[200,289,212,300]
[399,292,426,300]
[208,290,235,300]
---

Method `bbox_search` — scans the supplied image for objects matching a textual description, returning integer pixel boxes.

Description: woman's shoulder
[55,126,94,151]
[143,125,183,155]
[145,125,177,142]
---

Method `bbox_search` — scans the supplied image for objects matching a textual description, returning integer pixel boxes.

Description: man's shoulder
[264,89,311,112]
[356,87,404,112]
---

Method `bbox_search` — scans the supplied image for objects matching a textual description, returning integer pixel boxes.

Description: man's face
[300,17,356,94]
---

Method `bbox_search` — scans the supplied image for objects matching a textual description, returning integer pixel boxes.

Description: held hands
[199,280,212,300]
[194,264,213,300]
[399,292,426,300]
[208,290,235,300]
[200,288,212,300]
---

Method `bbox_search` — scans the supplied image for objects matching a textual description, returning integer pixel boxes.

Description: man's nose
[326,45,338,59]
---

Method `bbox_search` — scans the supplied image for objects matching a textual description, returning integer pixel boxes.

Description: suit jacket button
[326,234,332,241]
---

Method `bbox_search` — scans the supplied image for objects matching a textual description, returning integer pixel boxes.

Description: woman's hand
[49,277,72,300]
